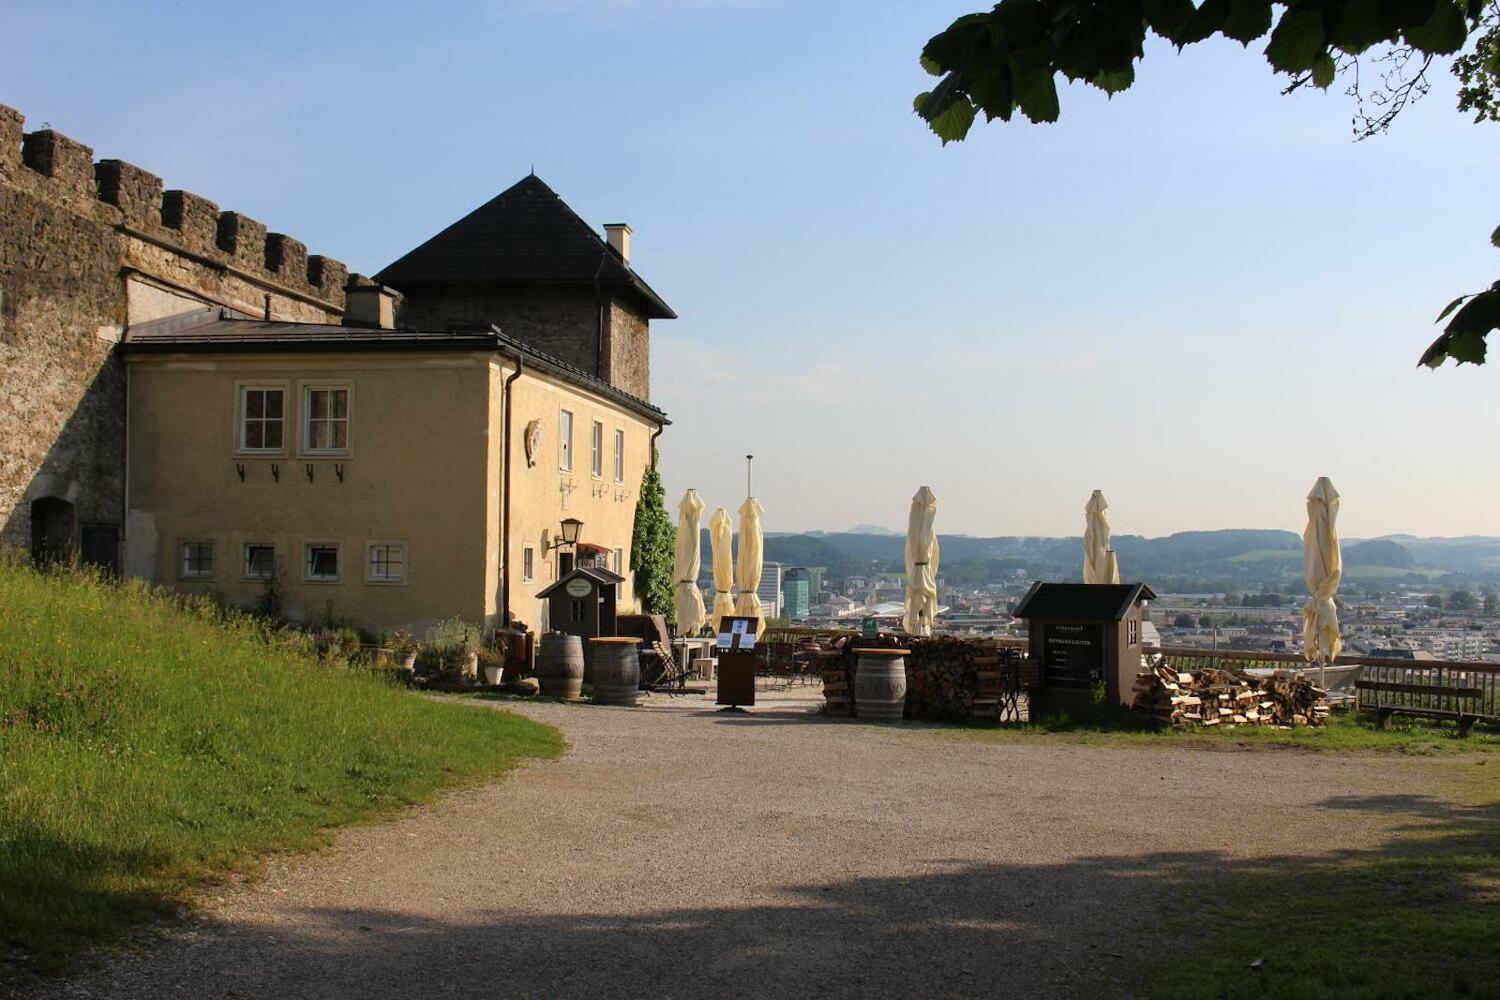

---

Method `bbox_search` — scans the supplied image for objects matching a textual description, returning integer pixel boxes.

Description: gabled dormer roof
[374,174,676,320]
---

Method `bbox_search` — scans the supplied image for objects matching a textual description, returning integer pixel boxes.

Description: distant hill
[1343,539,1416,569]
[698,528,1499,588]
[1372,535,1500,572]
[845,523,901,536]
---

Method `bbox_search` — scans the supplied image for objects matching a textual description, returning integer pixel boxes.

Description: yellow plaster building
[121,176,673,634]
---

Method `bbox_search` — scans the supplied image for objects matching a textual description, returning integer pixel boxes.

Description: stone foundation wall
[0,101,348,563]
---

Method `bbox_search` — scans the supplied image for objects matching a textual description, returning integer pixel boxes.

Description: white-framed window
[522,545,535,583]
[591,420,604,477]
[180,540,214,579]
[304,543,340,582]
[367,542,406,584]
[243,543,276,580]
[239,386,285,452]
[304,386,350,454]
[559,409,573,470]
[613,429,625,482]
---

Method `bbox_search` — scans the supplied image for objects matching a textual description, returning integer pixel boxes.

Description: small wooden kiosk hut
[537,565,624,676]
[1012,582,1156,715]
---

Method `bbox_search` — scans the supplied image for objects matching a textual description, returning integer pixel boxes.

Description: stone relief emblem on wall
[524,419,543,468]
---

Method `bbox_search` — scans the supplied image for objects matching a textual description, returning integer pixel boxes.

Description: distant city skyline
[5,1,1496,539]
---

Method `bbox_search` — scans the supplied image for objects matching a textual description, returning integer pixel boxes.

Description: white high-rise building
[758,561,784,620]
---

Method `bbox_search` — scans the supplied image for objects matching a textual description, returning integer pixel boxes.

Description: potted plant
[477,646,504,687]
[383,628,419,672]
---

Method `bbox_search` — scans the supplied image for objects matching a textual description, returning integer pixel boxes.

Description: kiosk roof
[1012,582,1156,622]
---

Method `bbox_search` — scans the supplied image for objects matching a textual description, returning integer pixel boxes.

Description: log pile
[1131,659,1330,728]
[904,637,1017,723]
[820,642,855,717]
[820,636,1023,723]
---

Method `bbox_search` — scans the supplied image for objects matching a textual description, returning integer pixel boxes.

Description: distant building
[759,561,784,620]
[783,567,812,620]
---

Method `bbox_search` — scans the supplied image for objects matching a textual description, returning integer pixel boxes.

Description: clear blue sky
[4,0,1497,538]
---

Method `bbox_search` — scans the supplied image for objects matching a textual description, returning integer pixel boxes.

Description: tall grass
[0,557,561,978]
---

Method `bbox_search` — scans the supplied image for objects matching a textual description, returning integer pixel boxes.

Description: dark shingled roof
[121,308,668,425]
[1011,582,1157,622]
[374,174,676,320]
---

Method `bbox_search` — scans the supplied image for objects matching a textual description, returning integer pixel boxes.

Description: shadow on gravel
[37,790,1497,1000]
[692,709,828,726]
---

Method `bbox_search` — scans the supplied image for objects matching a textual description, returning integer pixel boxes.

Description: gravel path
[30,686,1447,999]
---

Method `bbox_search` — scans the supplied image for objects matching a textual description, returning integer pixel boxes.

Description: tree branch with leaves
[914,0,1500,366]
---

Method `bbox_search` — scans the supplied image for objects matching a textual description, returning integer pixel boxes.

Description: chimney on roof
[343,276,402,330]
[604,223,632,265]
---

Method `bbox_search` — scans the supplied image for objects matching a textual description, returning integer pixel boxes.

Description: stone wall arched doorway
[30,496,75,568]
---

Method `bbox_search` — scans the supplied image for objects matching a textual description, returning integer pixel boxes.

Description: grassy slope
[0,561,561,978]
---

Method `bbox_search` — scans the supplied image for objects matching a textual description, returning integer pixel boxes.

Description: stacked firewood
[820,636,1022,723]
[820,640,856,717]
[1132,658,1330,728]
[904,637,1014,722]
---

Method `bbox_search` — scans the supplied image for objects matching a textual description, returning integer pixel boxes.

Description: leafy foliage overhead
[915,0,1484,138]
[915,0,1500,368]
[1420,224,1500,366]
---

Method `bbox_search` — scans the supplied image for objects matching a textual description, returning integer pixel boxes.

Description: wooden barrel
[855,648,910,721]
[590,637,642,706]
[536,632,585,701]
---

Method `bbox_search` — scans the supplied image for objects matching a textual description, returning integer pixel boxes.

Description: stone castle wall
[0,101,348,561]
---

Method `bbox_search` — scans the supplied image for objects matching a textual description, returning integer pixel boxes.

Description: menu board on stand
[714,616,760,711]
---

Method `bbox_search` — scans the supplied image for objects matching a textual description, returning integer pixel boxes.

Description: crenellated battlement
[0,102,346,312]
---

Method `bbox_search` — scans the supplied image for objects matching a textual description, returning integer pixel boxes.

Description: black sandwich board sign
[715,616,760,710]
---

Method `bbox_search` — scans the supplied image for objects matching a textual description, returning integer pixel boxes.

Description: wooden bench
[1355,662,1499,737]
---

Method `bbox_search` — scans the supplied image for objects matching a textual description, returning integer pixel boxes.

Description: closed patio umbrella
[735,496,765,636]
[709,507,735,633]
[1084,490,1119,584]
[1302,477,1343,663]
[674,490,706,637]
[904,486,940,637]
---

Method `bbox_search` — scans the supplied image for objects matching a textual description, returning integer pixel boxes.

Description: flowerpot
[483,664,503,686]
[401,652,418,671]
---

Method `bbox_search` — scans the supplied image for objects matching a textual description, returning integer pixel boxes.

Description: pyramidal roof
[375,174,676,319]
